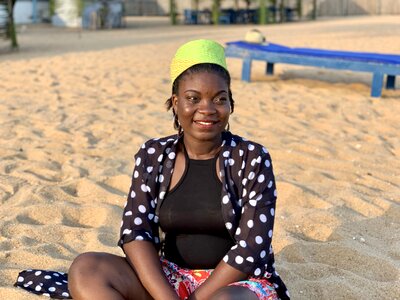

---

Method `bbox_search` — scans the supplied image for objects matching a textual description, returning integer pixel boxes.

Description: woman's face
[172,71,231,143]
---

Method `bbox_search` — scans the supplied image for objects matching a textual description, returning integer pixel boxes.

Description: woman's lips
[194,120,219,129]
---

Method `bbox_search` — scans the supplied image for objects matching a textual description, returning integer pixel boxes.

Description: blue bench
[225,41,400,97]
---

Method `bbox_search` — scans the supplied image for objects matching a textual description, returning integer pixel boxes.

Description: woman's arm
[124,241,180,300]
[188,261,248,300]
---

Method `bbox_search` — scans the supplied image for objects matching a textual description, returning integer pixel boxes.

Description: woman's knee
[69,252,104,278]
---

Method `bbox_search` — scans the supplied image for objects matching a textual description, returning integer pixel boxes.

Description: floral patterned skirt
[161,257,278,300]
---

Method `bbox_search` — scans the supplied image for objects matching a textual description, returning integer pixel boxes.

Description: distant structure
[9,0,400,25]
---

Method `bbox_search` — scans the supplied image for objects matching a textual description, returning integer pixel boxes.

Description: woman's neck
[182,134,222,160]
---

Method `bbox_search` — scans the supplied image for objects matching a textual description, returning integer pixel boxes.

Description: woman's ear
[171,94,178,112]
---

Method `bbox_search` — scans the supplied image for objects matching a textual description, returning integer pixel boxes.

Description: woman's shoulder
[225,132,270,156]
[139,134,180,152]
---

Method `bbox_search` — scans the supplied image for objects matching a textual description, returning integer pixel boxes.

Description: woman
[15,39,289,300]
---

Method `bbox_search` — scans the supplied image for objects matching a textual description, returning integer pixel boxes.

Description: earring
[225,122,230,131]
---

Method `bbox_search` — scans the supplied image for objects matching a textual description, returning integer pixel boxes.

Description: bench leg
[386,75,396,90]
[371,73,384,97]
[266,62,274,75]
[242,58,252,82]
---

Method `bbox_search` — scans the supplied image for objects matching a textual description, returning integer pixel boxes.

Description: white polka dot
[34,271,42,276]
[241,178,247,186]
[135,235,144,241]
[239,149,244,156]
[146,166,153,173]
[133,170,139,178]
[268,180,273,188]
[222,195,229,204]
[251,158,257,166]
[286,291,290,297]
[260,250,266,258]
[249,200,257,207]
[223,255,229,263]
[235,227,241,235]
[231,140,237,147]
[273,283,279,288]
[260,214,267,223]
[270,208,275,216]
[248,172,255,180]
[225,222,232,230]
[147,148,156,154]
[150,200,156,208]
[242,188,247,197]
[262,147,268,154]
[248,144,255,151]
[148,213,154,220]
[135,157,141,166]
[35,285,42,291]
[228,158,235,166]
[159,174,164,183]
[231,244,238,250]
[256,194,262,201]
[235,256,244,264]
[246,256,254,263]
[159,191,166,199]
[123,229,132,235]
[274,189,277,197]
[138,205,146,213]
[254,268,261,276]
[249,191,256,199]
[265,160,271,167]
[130,190,136,198]
[268,230,273,238]
[44,275,51,280]
[157,154,163,162]
[256,156,262,163]
[43,293,50,297]
[134,217,142,225]
[241,161,246,169]
[17,276,24,282]
[154,216,159,223]
[239,240,247,247]
[257,174,265,183]
[238,170,242,177]
[48,287,56,292]
[62,293,70,297]
[168,152,176,159]
[223,151,230,157]
[125,211,132,216]
[255,236,263,244]
[247,220,254,228]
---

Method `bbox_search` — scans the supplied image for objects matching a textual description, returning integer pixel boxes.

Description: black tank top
[159,146,235,269]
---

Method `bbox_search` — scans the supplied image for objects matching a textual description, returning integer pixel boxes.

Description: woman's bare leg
[209,286,259,300]
[68,252,153,300]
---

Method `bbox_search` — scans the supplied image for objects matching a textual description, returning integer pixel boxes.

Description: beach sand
[1,15,399,299]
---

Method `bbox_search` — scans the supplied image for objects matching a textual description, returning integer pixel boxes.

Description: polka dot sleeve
[223,146,277,277]
[118,145,160,249]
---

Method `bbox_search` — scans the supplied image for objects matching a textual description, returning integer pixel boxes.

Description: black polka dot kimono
[119,131,290,299]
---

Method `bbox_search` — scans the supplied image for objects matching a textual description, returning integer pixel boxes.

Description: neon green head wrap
[170,39,228,84]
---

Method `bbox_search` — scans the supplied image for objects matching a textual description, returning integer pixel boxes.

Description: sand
[0,15,399,299]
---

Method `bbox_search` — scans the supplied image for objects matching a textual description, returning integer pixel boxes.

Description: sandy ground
[1,15,399,299]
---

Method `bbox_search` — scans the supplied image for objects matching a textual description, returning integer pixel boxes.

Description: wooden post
[169,0,177,25]
[312,0,317,20]
[6,0,18,49]
[259,0,267,24]
[212,0,221,25]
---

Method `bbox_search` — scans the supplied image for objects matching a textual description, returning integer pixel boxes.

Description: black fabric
[159,148,234,269]
[14,269,71,299]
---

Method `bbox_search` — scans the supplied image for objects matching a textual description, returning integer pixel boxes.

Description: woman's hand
[123,241,180,300]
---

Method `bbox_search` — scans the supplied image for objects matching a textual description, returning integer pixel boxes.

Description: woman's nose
[198,99,216,114]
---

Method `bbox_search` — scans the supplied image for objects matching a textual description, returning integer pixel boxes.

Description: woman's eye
[186,96,199,102]
[215,97,228,104]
